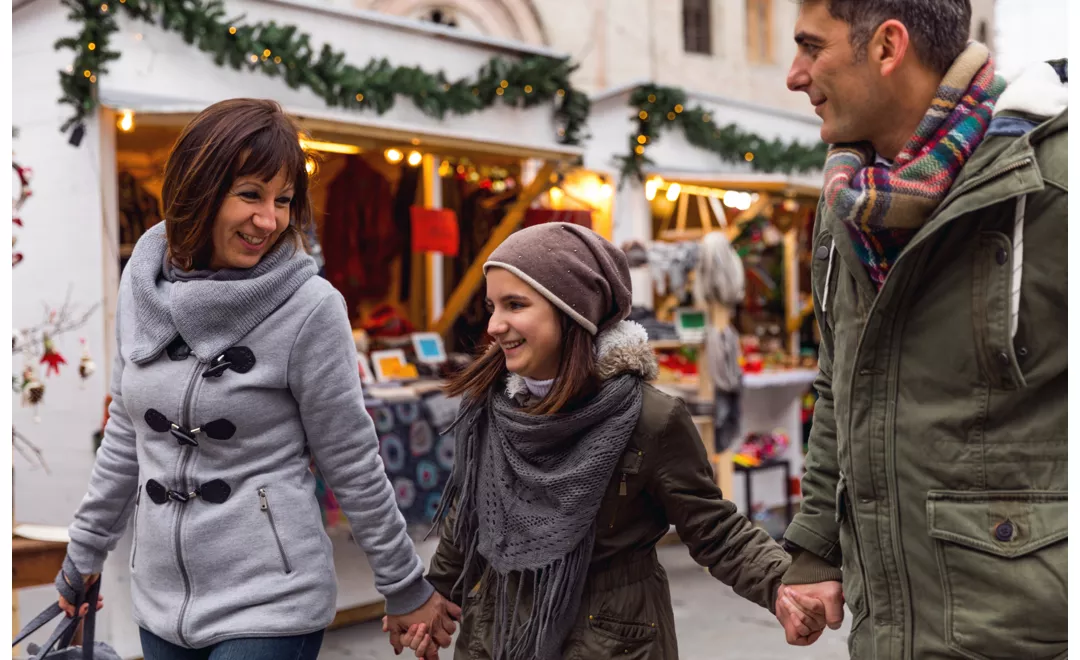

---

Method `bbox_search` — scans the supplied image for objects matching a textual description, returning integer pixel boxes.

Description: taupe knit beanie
[484,223,632,335]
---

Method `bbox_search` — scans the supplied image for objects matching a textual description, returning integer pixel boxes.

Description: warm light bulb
[305,157,317,176]
[117,109,135,132]
[644,178,660,201]
[599,183,613,199]
[549,187,564,205]
[384,148,404,164]
[666,183,681,202]
[723,190,740,208]
[407,151,423,167]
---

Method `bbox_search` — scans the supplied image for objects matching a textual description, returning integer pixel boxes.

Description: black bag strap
[13,573,101,660]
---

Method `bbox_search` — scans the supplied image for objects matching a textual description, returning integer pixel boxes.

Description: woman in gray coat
[55,98,458,659]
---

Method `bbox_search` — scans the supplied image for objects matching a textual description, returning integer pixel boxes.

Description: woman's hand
[58,573,103,618]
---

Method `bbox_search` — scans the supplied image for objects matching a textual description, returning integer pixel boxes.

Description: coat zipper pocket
[259,488,293,574]
[608,472,628,529]
[131,486,142,569]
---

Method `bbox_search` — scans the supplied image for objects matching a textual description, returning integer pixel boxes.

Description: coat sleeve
[426,503,468,605]
[647,398,790,613]
[782,204,844,568]
[65,329,141,576]
[289,290,434,615]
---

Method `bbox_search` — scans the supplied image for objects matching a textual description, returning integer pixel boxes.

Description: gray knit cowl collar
[125,222,317,365]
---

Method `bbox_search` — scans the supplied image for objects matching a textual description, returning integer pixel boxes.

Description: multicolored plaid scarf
[823,42,1006,289]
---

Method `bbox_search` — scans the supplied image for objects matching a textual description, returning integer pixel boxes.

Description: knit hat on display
[484,223,632,335]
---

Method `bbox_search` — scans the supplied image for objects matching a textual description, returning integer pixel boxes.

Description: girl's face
[485,267,563,380]
[209,168,293,270]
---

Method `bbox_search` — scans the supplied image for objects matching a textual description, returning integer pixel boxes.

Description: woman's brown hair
[161,98,312,270]
[444,312,599,416]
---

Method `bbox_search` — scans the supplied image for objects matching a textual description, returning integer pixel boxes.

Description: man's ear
[870,19,911,77]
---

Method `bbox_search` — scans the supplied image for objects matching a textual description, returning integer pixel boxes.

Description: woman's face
[485,267,563,380]
[209,168,293,270]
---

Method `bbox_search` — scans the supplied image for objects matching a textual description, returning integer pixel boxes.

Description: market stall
[13,0,585,654]
[578,81,828,532]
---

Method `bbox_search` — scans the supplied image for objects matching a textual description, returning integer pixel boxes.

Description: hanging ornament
[21,365,45,422]
[12,156,31,267]
[39,333,67,376]
[78,338,96,381]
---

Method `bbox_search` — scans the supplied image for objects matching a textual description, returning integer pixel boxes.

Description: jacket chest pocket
[972,231,1027,390]
[605,449,644,531]
[927,490,1067,660]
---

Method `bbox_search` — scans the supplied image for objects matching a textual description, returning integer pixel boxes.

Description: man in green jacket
[775,1,1068,658]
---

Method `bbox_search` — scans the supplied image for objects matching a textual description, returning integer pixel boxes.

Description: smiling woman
[162,99,311,272]
[56,98,461,660]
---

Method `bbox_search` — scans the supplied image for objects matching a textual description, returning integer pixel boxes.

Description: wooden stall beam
[432,161,556,336]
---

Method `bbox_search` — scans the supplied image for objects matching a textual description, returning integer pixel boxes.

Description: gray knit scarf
[125,222,317,365]
[436,373,643,660]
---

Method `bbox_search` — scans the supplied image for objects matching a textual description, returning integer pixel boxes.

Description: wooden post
[431,162,556,336]
[422,154,444,329]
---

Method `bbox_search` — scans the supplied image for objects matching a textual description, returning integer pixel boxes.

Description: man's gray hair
[811,0,972,74]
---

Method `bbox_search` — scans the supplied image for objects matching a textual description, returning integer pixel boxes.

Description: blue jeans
[139,628,324,660]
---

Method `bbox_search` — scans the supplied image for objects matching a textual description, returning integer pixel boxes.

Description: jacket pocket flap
[927,490,1067,558]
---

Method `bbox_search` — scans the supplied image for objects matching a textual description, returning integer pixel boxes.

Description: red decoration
[410,206,460,257]
[523,208,592,229]
[39,334,66,376]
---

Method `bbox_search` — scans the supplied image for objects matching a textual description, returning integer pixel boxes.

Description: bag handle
[12,572,101,660]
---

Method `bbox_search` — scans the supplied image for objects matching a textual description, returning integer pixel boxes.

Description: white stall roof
[584,79,824,181]
[86,0,581,159]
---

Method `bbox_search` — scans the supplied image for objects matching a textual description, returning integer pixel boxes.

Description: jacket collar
[505,320,659,400]
[125,223,318,365]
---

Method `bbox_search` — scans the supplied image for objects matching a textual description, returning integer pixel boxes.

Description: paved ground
[321,543,851,660]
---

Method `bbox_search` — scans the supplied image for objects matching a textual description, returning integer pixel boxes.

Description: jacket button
[995,521,1015,542]
[816,245,830,260]
[996,247,1008,265]
[997,351,1011,367]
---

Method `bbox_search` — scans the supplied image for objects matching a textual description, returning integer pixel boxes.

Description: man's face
[787,1,884,145]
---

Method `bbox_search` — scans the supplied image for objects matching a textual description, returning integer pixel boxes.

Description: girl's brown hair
[161,98,312,270]
[444,312,599,415]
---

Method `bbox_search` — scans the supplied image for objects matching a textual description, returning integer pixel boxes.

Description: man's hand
[776,581,844,646]
[382,591,461,658]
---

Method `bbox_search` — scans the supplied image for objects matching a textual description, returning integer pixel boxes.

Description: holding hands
[775,581,845,646]
[382,591,461,659]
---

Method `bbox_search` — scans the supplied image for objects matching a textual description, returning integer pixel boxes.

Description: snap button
[997,351,1010,367]
[995,520,1014,542]
[816,245,830,260]
[995,247,1008,266]
[1017,346,1029,358]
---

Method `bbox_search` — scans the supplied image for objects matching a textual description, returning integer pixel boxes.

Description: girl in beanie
[399,223,821,659]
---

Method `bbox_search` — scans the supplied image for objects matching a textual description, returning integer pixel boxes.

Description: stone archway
[369,0,548,46]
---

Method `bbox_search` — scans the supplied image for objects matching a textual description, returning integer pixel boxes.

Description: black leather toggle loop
[202,347,256,378]
[198,479,232,504]
[200,419,236,441]
[145,478,232,505]
[146,479,169,504]
[166,336,192,361]
[144,408,171,433]
[145,408,235,445]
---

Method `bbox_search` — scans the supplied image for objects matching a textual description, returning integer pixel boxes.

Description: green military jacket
[785,69,1068,659]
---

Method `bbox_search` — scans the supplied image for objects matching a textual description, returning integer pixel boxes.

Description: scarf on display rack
[434,372,644,660]
[823,42,1006,289]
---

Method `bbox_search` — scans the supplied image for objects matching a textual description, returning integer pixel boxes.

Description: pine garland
[54,0,590,146]
[616,84,829,181]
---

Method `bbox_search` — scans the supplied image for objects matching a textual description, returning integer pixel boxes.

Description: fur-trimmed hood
[994,59,1067,120]
[505,320,658,400]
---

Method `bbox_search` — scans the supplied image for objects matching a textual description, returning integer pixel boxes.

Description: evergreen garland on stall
[616,84,829,182]
[54,0,590,146]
